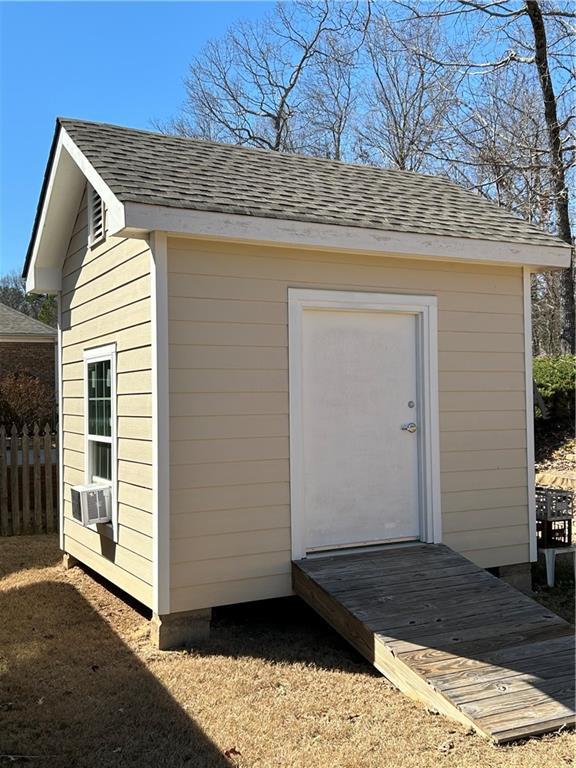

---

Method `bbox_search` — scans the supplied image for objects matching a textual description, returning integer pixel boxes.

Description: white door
[300,306,420,551]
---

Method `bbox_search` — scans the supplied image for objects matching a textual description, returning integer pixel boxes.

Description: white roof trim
[26,129,125,295]
[0,335,56,343]
[60,130,125,234]
[26,124,569,294]
[123,202,570,270]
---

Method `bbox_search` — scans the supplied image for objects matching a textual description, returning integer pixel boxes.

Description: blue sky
[0,1,271,275]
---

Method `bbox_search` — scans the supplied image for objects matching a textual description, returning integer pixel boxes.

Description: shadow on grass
[0,534,61,579]
[209,596,380,676]
[0,579,231,768]
[73,558,377,678]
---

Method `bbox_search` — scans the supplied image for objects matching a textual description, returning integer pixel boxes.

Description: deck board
[292,544,575,743]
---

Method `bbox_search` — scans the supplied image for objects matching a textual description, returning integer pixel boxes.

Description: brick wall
[0,341,56,388]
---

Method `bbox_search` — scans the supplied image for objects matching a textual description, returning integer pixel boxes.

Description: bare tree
[387,0,575,351]
[168,2,365,153]
[532,272,565,354]
[524,0,574,350]
[355,14,457,171]
[300,34,359,160]
[433,69,553,213]
[435,69,568,351]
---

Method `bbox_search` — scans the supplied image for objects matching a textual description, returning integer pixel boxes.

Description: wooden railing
[0,423,58,536]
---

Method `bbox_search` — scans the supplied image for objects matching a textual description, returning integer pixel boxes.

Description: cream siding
[60,188,154,607]
[167,238,529,613]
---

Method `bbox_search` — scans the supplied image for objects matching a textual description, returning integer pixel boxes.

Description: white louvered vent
[88,185,105,246]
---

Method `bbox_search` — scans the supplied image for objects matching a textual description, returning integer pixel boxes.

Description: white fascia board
[26,137,75,294]
[60,130,125,235]
[26,131,125,295]
[123,202,571,270]
[0,335,56,343]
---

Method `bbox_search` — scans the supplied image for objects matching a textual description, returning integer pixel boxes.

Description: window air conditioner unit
[71,484,112,525]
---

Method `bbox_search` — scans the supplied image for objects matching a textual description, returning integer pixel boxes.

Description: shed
[24,118,571,651]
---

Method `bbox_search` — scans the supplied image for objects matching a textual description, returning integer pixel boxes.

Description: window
[84,345,116,533]
[87,359,112,481]
[87,184,105,246]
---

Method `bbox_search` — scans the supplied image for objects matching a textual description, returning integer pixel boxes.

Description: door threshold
[305,540,423,559]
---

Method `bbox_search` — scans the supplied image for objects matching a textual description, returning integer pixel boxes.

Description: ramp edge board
[292,545,575,744]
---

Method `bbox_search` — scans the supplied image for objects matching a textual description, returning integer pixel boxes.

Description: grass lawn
[1,536,574,767]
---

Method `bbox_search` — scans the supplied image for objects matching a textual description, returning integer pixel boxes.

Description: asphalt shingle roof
[60,118,565,249]
[0,303,56,337]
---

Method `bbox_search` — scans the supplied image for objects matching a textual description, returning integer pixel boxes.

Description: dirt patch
[1,536,574,767]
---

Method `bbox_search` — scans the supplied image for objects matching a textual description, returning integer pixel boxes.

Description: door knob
[401,422,417,433]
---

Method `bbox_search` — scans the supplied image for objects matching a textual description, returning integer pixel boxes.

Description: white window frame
[83,343,117,539]
[87,183,106,248]
[288,289,442,560]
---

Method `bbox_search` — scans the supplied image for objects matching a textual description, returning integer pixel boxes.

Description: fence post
[0,426,7,536]
[21,424,30,533]
[44,423,54,533]
[10,424,19,535]
[33,423,42,532]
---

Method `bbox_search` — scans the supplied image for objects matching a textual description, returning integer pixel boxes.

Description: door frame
[288,288,442,560]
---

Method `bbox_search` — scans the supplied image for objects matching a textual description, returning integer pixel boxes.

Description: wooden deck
[293,544,575,743]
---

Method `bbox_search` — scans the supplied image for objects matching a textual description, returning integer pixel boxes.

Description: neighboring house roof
[0,302,56,338]
[60,118,565,250]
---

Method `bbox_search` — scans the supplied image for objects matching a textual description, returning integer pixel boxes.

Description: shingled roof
[0,302,56,338]
[59,118,565,250]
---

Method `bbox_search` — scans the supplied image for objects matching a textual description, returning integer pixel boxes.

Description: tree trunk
[525,0,574,353]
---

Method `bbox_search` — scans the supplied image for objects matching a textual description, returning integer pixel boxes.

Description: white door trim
[288,289,442,560]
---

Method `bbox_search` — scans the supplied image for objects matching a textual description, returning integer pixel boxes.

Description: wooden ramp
[293,544,575,743]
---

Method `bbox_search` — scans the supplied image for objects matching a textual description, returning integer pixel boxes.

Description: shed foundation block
[62,553,79,570]
[151,609,212,650]
[498,562,533,595]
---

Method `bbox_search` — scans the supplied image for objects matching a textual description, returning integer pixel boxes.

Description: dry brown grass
[1,535,574,767]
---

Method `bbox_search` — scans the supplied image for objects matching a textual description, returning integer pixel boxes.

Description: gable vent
[87,185,105,246]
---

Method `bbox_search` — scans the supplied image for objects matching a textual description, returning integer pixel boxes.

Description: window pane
[87,359,111,437]
[91,441,112,481]
[104,400,111,436]
[88,364,97,399]
[97,398,103,435]
[105,364,111,398]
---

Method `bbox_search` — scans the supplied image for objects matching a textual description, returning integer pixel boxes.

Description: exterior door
[300,305,420,552]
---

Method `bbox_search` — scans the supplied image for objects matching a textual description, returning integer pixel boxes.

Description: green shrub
[533,355,575,421]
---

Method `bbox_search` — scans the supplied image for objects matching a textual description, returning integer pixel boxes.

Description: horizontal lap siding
[61,189,153,608]
[167,238,529,612]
